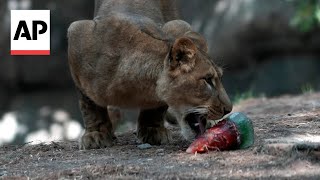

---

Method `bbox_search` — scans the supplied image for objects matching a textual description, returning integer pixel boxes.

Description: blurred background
[0,0,319,145]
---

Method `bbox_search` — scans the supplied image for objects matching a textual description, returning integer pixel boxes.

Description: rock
[156,149,165,156]
[0,169,7,176]
[156,149,165,153]
[137,143,152,150]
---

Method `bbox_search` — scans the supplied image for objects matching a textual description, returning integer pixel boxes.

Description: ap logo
[11,10,50,55]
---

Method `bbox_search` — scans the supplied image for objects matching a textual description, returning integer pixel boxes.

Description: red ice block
[186,112,254,154]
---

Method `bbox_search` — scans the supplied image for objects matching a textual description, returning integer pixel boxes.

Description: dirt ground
[0,93,319,179]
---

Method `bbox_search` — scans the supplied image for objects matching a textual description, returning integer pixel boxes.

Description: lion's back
[67,9,174,108]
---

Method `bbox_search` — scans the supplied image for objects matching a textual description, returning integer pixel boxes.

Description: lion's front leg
[78,92,115,150]
[137,106,171,145]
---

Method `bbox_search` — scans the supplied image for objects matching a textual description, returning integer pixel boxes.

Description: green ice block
[227,112,255,149]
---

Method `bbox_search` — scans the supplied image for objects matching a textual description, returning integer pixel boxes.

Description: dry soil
[0,93,319,179]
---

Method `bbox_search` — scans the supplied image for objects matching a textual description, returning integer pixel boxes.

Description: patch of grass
[233,90,255,104]
[289,0,320,32]
[301,83,314,94]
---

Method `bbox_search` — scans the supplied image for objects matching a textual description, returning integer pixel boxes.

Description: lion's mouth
[185,113,207,138]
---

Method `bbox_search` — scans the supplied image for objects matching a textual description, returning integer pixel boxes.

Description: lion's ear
[169,37,197,72]
[184,31,208,53]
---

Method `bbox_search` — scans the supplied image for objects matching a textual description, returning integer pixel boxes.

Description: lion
[68,0,233,150]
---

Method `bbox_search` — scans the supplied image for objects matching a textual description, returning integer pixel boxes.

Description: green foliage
[233,90,254,104]
[301,83,314,94]
[289,0,320,32]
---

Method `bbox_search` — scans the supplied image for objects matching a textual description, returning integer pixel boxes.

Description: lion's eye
[203,76,214,87]
[175,52,182,61]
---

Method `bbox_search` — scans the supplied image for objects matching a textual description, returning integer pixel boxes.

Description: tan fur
[68,0,232,149]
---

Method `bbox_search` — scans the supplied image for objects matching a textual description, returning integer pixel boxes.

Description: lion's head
[157,31,232,141]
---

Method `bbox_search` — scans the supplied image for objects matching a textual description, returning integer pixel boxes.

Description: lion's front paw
[137,127,171,145]
[80,131,114,150]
